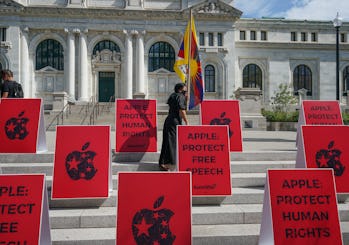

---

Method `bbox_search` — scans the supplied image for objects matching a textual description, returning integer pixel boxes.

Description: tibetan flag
[174,15,204,110]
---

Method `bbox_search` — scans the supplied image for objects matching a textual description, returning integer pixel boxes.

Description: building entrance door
[98,72,115,102]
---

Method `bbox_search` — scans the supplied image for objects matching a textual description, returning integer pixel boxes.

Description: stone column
[135,30,146,98]
[78,29,89,101]
[20,27,30,98]
[65,29,76,100]
[204,32,208,47]
[123,30,133,99]
[213,32,218,46]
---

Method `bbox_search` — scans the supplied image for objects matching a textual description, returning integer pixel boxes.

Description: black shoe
[159,164,169,171]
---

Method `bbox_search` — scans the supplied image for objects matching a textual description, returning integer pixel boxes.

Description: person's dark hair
[2,69,13,78]
[174,83,185,93]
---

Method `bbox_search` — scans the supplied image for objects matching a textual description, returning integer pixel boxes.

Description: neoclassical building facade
[0,0,348,109]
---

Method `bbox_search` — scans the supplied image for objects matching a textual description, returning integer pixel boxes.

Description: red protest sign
[300,100,343,125]
[296,101,343,146]
[201,100,242,152]
[52,125,111,199]
[259,169,343,245]
[115,99,157,152]
[117,172,192,245]
[177,125,231,196]
[0,98,46,153]
[0,174,51,244]
[296,125,349,193]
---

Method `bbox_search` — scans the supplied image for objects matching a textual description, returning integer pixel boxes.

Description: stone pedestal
[133,92,146,99]
[297,88,308,105]
[234,88,266,130]
[52,92,68,111]
[67,0,86,7]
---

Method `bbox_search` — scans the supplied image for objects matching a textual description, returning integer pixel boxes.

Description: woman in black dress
[159,83,189,171]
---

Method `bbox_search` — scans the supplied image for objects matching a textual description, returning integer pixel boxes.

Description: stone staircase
[0,151,348,244]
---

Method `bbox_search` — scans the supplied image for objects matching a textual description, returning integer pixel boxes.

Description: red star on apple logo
[65,142,97,180]
[5,111,29,140]
[6,122,16,132]
[315,140,345,176]
[68,157,80,170]
[135,217,153,237]
[317,155,328,168]
[132,196,176,244]
[160,231,168,239]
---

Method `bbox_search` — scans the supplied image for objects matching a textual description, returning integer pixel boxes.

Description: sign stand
[52,125,111,199]
[259,169,343,245]
[117,172,192,245]
[296,100,342,146]
[0,98,47,153]
[115,99,157,152]
[177,125,231,196]
[296,125,349,193]
[0,174,51,244]
[200,100,243,152]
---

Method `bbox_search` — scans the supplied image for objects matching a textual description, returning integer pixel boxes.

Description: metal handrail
[101,95,115,114]
[88,102,100,125]
[79,95,96,115]
[45,102,71,131]
[80,96,98,125]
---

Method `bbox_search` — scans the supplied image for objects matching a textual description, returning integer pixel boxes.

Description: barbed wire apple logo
[315,140,345,176]
[65,142,97,180]
[5,111,29,140]
[132,196,176,245]
[210,112,233,137]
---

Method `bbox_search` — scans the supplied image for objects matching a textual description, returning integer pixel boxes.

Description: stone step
[43,173,266,190]
[0,151,297,164]
[49,204,349,229]
[113,151,297,162]
[48,187,349,208]
[50,222,349,245]
[0,160,295,175]
[47,188,349,208]
[48,188,265,208]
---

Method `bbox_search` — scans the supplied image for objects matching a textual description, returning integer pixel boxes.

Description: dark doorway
[98,72,115,102]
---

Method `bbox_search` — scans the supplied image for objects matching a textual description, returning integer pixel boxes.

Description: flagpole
[186,8,192,111]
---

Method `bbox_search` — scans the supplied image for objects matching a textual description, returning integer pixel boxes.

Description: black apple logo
[5,111,29,140]
[210,112,233,137]
[132,196,176,245]
[315,141,345,176]
[65,142,97,180]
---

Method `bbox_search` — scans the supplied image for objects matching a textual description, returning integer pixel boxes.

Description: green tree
[262,83,299,122]
[271,83,297,112]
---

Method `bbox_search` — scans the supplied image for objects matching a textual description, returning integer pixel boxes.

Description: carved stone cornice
[1,1,240,22]
[0,0,24,13]
[190,0,242,21]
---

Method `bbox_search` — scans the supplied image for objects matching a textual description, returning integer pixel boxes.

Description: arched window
[205,65,215,92]
[293,65,312,95]
[343,66,349,95]
[148,42,175,72]
[243,64,262,89]
[36,39,64,70]
[93,40,120,54]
